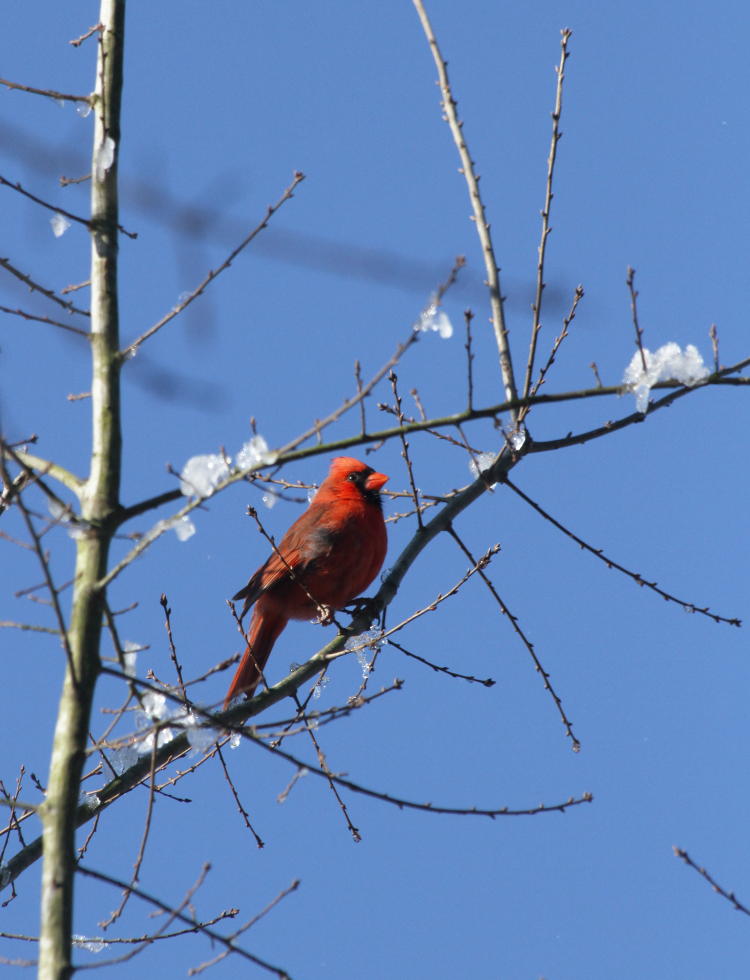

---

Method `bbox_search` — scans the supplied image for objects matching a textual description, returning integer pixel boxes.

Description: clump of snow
[229,731,241,749]
[94,136,115,181]
[50,213,71,238]
[180,454,229,497]
[236,434,278,470]
[171,515,196,541]
[180,435,277,499]
[76,102,92,118]
[261,492,276,510]
[416,298,453,339]
[623,343,709,413]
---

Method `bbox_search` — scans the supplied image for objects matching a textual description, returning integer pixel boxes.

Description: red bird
[224,457,388,707]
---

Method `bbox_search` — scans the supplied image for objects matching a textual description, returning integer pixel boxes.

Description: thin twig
[448,528,581,751]
[0,77,91,103]
[388,637,495,686]
[389,371,422,528]
[528,285,584,402]
[291,691,361,842]
[0,304,90,337]
[70,23,103,47]
[523,29,572,401]
[674,847,750,917]
[249,727,593,818]
[626,266,648,372]
[188,879,300,977]
[0,256,90,316]
[215,745,264,847]
[354,360,367,435]
[76,865,293,978]
[503,477,741,627]
[709,324,719,372]
[464,309,475,411]
[160,593,189,703]
[0,454,76,684]
[0,174,135,238]
[99,742,160,929]
[123,172,305,357]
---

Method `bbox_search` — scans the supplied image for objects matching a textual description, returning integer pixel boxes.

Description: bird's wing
[232,517,337,620]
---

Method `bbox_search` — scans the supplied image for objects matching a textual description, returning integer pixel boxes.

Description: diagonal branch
[412,0,519,417]
[122,171,305,357]
[503,477,741,627]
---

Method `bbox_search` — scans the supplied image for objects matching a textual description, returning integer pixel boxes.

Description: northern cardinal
[224,456,388,707]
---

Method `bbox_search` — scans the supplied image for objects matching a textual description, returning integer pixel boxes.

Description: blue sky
[1,2,749,977]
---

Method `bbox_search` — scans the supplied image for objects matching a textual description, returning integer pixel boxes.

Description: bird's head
[324,456,389,506]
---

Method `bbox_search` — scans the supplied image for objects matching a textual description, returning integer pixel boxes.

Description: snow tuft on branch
[623,343,709,413]
[179,454,230,498]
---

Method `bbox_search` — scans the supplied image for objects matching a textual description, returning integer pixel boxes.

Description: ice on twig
[261,492,276,510]
[122,641,139,677]
[416,297,453,339]
[180,453,230,497]
[50,212,71,238]
[135,690,176,753]
[94,135,115,181]
[48,498,89,538]
[172,515,196,541]
[110,744,139,775]
[76,102,92,118]
[236,434,277,470]
[78,792,100,812]
[72,936,108,954]
[48,500,68,521]
[469,452,498,486]
[229,731,241,749]
[509,426,527,451]
[623,343,709,413]
[312,675,330,700]
[346,628,383,679]
[356,650,371,679]
[180,713,218,755]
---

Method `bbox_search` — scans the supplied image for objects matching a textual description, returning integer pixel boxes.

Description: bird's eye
[347,472,358,482]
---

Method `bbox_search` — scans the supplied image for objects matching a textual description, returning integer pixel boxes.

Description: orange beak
[365,471,389,492]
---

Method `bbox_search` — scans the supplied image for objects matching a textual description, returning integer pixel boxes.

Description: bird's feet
[342,595,383,623]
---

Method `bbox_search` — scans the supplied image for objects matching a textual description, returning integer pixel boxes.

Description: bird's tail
[224,607,287,708]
